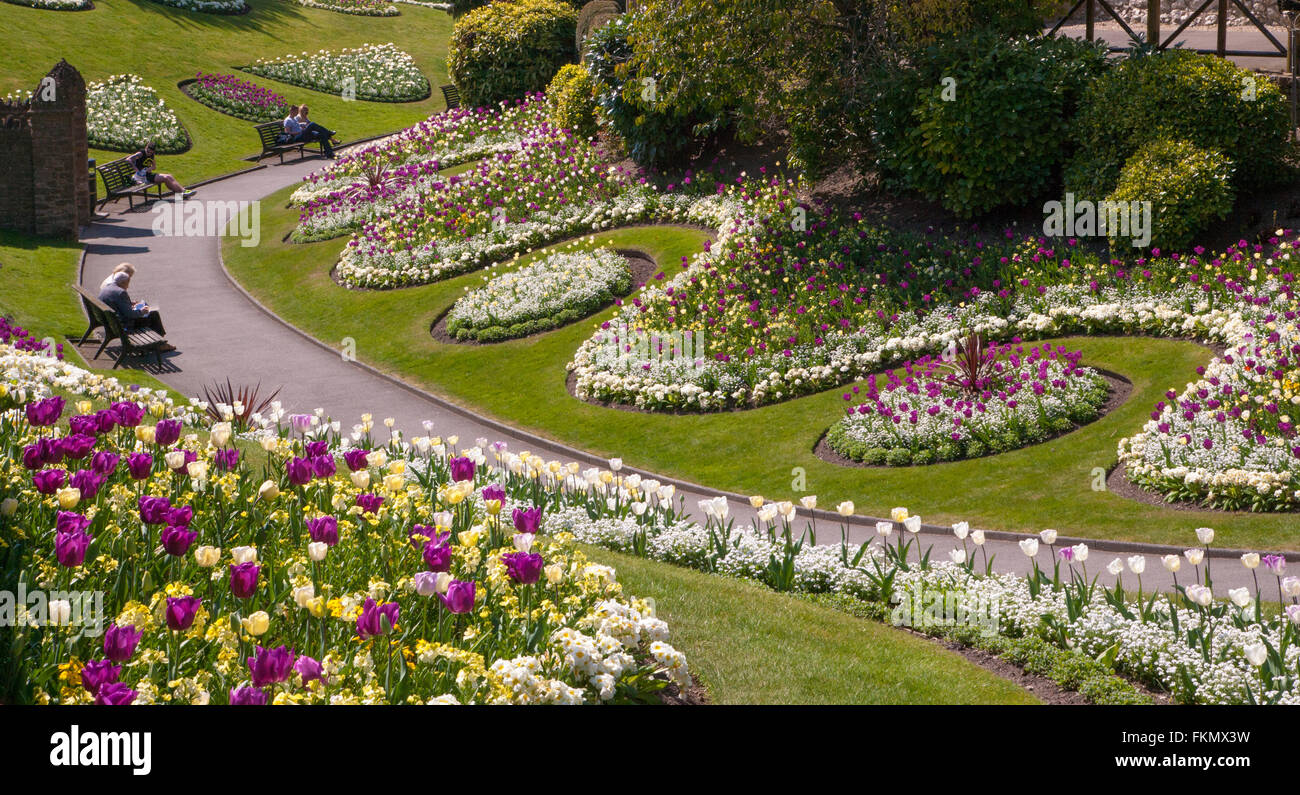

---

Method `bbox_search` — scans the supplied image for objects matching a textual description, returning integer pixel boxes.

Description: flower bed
[0,345,687,705]
[1,0,92,9]
[185,73,288,123]
[295,0,398,14]
[445,248,633,342]
[547,502,1300,705]
[242,43,429,103]
[87,75,188,154]
[146,0,248,12]
[827,340,1110,466]
[1119,317,1300,512]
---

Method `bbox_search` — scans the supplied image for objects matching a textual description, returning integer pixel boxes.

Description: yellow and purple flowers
[187,73,289,123]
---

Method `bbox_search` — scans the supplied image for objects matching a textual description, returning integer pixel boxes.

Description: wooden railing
[1047,0,1287,59]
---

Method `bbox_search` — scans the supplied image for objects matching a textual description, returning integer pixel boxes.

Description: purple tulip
[355,493,383,514]
[70,469,106,500]
[310,454,336,479]
[103,623,142,662]
[229,686,268,705]
[448,456,476,482]
[355,597,399,639]
[55,511,90,536]
[69,415,100,437]
[1059,547,1074,562]
[138,495,172,525]
[423,539,452,572]
[1264,555,1287,575]
[229,563,260,599]
[25,396,65,427]
[126,452,153,479]
[512,506,542,534]
[214,447,240,472]
[502,551,543,585]
[167,505,194,527]
[110,401,146,427]
[58,434,97,460]
[94,409,118,433]
[247,645,295,687]
[165,596,202,631]
[343,448,370,471]
[307,515,339,546]
[161,525,198,556]
[304,440,329,458]
[439,580,476,614]
[481,484,505,504]
[80,660,121,696]
[91,450,119,476]
[154,419,182,447]
[55,528,92,568]
[32,468,66,495]
[295,654,324,686]
[21,443,45,470]
[408,524,442,550]
[285,456,313,486]
[94,681,137,706]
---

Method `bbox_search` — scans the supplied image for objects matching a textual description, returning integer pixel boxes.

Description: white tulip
[837,501,854,517]
[903,516,921,534]
[1018,538,1038,557]
[1228,587,1252,608]
[1241,553,1260,570]
[1243,643,1267,667]
[1127,556,1146,575]
[1185,548,1204,566]
[1162,554,1182,573]
[875,521,894,538]
[1039,528,1058,545]
[1107,558,1124,577]
[210,422,232,447]
[232,546,258,564]
[971,530,985,546]
[307,541,328,561]
[949,549,966,565]
[800,495,817,511]
[1195,527,1215,545]
[512,533,534,553]
[1186,584,1213,607]
[952,521,969,540]
[1072,543,1088,562]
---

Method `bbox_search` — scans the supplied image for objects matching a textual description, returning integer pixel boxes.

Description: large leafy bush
[1066,48,1289,200]
[546,63,599,139]
[871,34,1107,217]
[448,0,578,108]
[1106,138,1236,252]
[889,0,1066,49]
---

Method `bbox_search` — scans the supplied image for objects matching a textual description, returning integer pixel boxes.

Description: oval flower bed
[87,74,188,153]
[0,344,689,705]
[444,248,633,343]
[242,43,429,103]
[184,73,288,123]
[2,0,92,9]
[296,0,398,15]
[826,338,1110,466]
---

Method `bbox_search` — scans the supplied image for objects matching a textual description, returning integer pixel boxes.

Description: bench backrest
[98,158,137,195]
[255,122,284,148]
[441,84,460,110]
[73,284,124,338]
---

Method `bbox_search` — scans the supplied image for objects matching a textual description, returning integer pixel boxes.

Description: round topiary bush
[448,0,579,108]
[1106,138,1236,252]
[1066,48,1288,200]
[546,63,599,139]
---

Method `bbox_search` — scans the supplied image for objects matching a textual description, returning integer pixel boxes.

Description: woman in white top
[281,105,304,143]
[99,262,136,291]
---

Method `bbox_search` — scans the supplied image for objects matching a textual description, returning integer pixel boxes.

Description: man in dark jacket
[97,271,175,352]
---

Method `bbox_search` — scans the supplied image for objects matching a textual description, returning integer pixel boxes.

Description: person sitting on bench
[98,271,175,352]
[128,142,194,199]
[100,262,135,291]
[295,104,336,158]
[280,104,304,144]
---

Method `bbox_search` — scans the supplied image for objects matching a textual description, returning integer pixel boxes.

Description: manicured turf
[1,0,453,185]
[581,545,1040,705]
[0,230,177,396]
[222,184,1300,551]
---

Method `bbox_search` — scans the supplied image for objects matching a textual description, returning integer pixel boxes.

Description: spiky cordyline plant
[935,332,999,396]
[201,379,282,432]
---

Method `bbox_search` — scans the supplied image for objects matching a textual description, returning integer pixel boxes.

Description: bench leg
[94,335,111,360]
[79,322,98,345]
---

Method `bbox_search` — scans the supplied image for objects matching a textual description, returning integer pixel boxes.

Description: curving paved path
[75,151,1280,596]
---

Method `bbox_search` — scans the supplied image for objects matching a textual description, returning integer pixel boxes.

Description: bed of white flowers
[146,0,248,12]
[294,0,398,15]
[547,499,1300,705]
[445,248,632,342]
[86,75,188,154]
[243,43,429,103]
[1,0,91,10]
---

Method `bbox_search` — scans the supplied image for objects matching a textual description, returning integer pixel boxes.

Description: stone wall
[0,60,91,240]
[1063,0,1289,27]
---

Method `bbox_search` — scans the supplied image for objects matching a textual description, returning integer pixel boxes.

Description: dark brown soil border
[814,368,1132,469]
[430,248,660,345]
[657,673,709,705]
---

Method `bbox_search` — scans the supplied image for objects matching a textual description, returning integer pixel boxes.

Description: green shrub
[884,448,913,467]
[872,34,1107,217]
[890,0,1066,50]
[910,448,936,466]
[454,0,583,15]
[1067,48,1288,200]
[586,14,717,166]
[546,63,599,139]
[1106,138,1236,252]
[448,0,579,108]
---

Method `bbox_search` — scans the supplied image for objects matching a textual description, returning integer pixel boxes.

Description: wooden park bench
[96,157,165,211]
[73,284,168,368]
[440,84,461,110]
[253,121,324,164]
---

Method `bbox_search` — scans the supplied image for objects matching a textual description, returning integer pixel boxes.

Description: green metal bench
[96,157,164,211]
[73,283,167,368]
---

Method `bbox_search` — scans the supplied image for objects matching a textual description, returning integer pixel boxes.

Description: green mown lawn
[222,184,1300,551]
[1,0,453,185]
[582,546,1040,705]
[0,230,178,396]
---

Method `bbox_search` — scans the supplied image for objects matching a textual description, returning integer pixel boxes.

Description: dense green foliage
[448,0,578,108]
[1107,138,1237,252]
[546,63,599,139]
